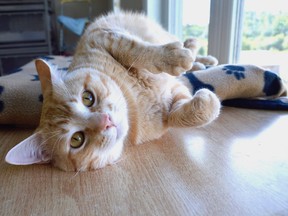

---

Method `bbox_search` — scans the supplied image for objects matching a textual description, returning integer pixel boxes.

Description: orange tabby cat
[5,12,220,171]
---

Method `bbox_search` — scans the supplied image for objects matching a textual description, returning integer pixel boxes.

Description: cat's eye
[70,132,85,148]
[82,91,95,107]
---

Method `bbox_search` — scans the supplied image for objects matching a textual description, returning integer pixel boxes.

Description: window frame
[208,0,244,64]
[145,0,183,38]
[145,0,244,64]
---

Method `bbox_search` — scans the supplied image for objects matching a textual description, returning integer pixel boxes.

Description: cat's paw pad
[191,89,221,125]
[160,42,194,76]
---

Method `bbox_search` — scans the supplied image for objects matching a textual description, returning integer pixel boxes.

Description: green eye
[71,132,85,148]
[82,91,95,107]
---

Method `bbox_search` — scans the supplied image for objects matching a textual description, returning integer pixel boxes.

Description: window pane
[239,0,288,81]
[182,0,210,55]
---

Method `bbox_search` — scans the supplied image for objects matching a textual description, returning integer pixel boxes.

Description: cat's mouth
[109,116,125,141]
[110,120,121,140]
[115,126,123,140]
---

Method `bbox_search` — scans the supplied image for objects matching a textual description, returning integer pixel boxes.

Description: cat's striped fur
[5,12,220,171]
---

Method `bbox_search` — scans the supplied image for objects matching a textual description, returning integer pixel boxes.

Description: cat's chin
[81,140,124,171]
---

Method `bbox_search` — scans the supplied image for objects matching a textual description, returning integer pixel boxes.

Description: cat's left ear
[35,59,60,94]
[5,133,51,165]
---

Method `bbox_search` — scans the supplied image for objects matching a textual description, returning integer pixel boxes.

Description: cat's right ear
[5,133,51,165]
[35,59,58,94]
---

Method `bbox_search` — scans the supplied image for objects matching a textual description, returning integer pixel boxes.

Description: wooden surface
[0,107,288,216]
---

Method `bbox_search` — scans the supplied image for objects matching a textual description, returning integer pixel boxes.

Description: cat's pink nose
[100,113,114,131]
[89,113,114,131]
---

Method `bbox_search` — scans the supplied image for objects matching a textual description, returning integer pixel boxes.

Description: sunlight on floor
[229,116,288,187]
[183,136,206,164]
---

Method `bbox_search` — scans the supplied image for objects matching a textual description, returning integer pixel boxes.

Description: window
[181,0,243,64]
[238,0,288,81]
[145,0,287,81]
[182,0,210,55]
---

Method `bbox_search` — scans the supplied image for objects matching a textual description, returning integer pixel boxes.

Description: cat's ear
[35,59,59,94]
[5,133,51,165]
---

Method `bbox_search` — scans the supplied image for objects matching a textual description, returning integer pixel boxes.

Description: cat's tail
[179,64,288,110]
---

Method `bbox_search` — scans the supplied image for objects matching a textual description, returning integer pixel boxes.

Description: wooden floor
[0,107,288,216]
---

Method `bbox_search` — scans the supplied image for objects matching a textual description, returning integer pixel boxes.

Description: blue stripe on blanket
[183,73,215,94]
[222,98,288,110]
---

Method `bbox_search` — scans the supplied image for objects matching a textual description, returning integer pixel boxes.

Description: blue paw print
[39,94,43,102]
[0,86,4,112]
[31,74,39,81]
[223,65,246,80]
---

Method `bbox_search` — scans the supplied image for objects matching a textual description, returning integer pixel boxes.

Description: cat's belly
[124,71,179,144]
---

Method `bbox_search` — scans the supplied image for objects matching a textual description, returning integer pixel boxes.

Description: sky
[245,0,288,12]
[182,0,210,25]
[182,0,288,26]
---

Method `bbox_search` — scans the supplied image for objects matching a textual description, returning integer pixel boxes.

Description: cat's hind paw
[168,88,221,128]
[184,38,199,57]
[189,89,221,126]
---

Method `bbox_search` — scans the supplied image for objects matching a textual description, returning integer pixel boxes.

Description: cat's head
[5,59,129,171]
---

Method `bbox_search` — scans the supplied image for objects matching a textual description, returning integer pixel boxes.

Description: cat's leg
[168,88,221,128]
[87,28,194,75]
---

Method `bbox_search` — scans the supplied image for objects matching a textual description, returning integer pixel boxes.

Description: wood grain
[1,107,288,216]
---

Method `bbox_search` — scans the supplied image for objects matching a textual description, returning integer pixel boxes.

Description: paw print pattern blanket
[0,55,287,126]
[0,56,71,125]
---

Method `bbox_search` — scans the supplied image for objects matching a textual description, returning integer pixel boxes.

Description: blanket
[0,55,287,126]
[0,56,71,125]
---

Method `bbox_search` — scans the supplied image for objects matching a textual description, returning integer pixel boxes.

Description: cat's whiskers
[74,161,88,173]
[71,169,81,178]
[51,132,66,159]
[40,129,66,159]
[59,82,74,100]
[39,130,60,146]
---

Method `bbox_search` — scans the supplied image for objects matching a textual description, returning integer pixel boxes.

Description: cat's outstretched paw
[184,38,199,56]
[184,38,218,68]
[189,88,221,126]
[159,42,194,76]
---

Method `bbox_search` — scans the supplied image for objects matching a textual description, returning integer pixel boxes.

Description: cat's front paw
[159,42,194,76]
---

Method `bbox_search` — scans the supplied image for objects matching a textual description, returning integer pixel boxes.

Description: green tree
[242,11,288,51]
